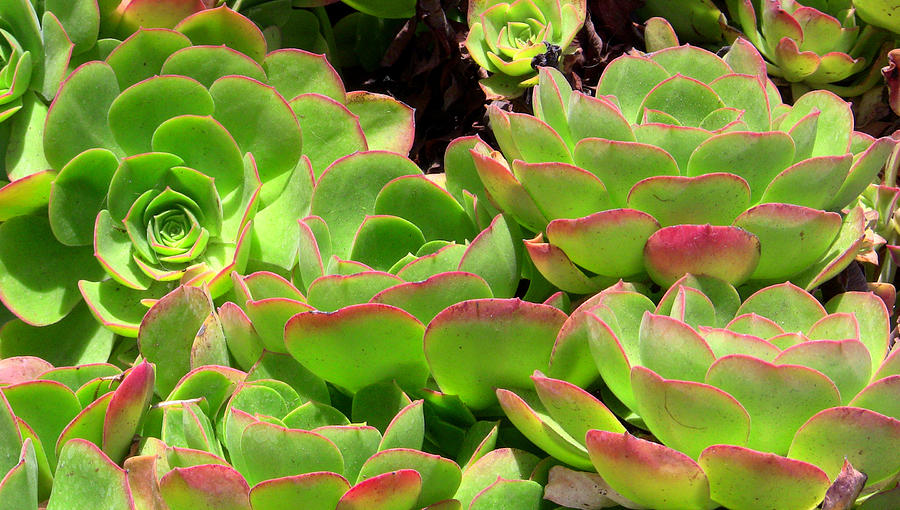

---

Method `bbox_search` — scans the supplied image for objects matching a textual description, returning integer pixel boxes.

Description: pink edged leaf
[567,91,635,144]
[335,469,422,510]
[781,90,852,158]
[807,313,860,342]
[533,67,572,146]
[572,139,679,208]
[829,137,897,210]
[114,0,209,38]
[7,301,114,361]
[378,400,424,452]
[55,391,113,458]
[686,131,794,203]
[631,366,750,460]
[44,61,121,170]
[698,445,830,510]
[633,123,711,172]
[160,45,266,90]
[512,159,613,221]
[595,55,671,123]
[159,464,250,510]
[425,299,567,411]
[505,111,573,164]
[650,46,731,84]
[348,216,425,272]
[247,351,330,405]
[585,430,715,510]
[726,313,785,339]
[290,93,367,178]
[709,74,771,131]
[760,155,851,209]
[0,391,23,475]
[108,75,214,156]
[309,151,422,258]
[358,449,462,508]
[457,214,519,298]
[0,215,106,326]
[166,446,228,469]
[138,286,213,396]
[370,272,493,325]
[423,499,462,509]
[105,29,192,90]
[532,373,625,440]
[774,340,872,405]
[313,425,382,483]
[374,175,477,244]
[469,149,548,233]
[495,388,593,469]
[453,448,540,508]
[284,303,428,393]
[697,327,781,361]
[345,91,415,155]
[167,365,245,418]
[243,297,314,353]
[639,74,725,126]
[660,286,716,329]
[736,282,826,333]
[849,376,900,420]
[263,48,345,104]
[103,361,155,463]
[0,357,53,385]
[826,291,891,375]
[46,439,135,510]
[627,173,751,227]
[788,407,900,486]
[546,301,618,386]
[0,438,38,510]
[733,204,841,281]
[0,170,55,223]
[705,355,840,454]
[643,224,760,287]
[638,313,716,383]
[209,75,302,184]
[175,6,266,63]
[547,209,660,278]
[523,235,612,295]
[873,346,900,380]
[793,205,866,291]
[239,421,344,486]
[123,455,166,510]
[249,472,351,510]
[35,364,119,392]
[468,478,543,509]
[2,380,81,468]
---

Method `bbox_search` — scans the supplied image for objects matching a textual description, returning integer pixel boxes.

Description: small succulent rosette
[465,0,586,98]
[0,6,416,365]
[725,0,891,94]
[446,38,896,294]
[497,275,900,509]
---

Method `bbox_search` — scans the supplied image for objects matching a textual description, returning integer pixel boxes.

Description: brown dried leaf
[821,459,867,510]
[543,465,646,509]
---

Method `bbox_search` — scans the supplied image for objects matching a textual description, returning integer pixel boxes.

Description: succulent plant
[498,275,900,509]
[465,0,587,98]
[446,39,896,294]
[724,0,892,94]
[0,6,415,366]
[637,0,730,44]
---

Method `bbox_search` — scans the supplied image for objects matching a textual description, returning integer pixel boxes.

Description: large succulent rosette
[0,6,415,365]
[497,275,900,509]
[725,0,890,92]
[450,39,896,294]
[465,0,586,98]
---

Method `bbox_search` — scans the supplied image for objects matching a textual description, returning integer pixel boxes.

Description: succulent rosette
[465,0,586,98]
[725,0,891,93]
[0,6,415,366]
[447,39,896,294]
[497,276,900,509]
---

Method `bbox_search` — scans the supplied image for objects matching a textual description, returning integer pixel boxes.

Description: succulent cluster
[448,39,895,294]
[0,1,899,509]
[499,275,900,509]
[465,0,586,98]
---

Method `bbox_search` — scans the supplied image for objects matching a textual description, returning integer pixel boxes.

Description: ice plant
[465,0,586,98]
[447,39,895,293]
[498,276,900,509]
[0,6,415,365]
